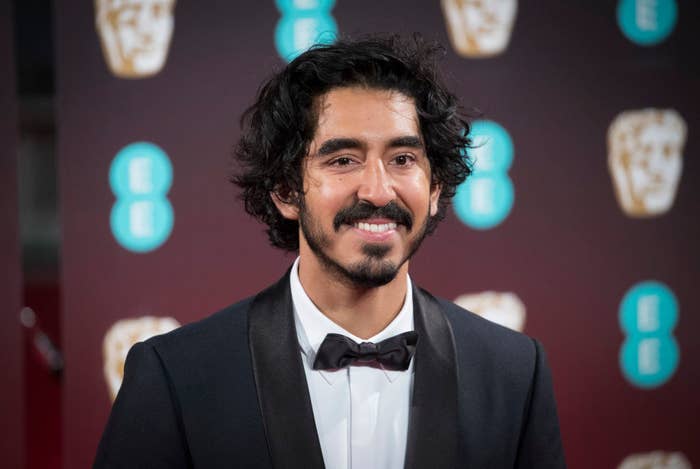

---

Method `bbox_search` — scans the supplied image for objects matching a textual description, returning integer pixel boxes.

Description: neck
[297,250,409,340]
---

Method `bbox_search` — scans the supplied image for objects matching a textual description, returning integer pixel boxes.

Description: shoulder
[418,289,566,466]
[440,294,535,349]
[146,296,255,349]
[418,287,540,374]
[135,295,259,374]
[137,273,291,371]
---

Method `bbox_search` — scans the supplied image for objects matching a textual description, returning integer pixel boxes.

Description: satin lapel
[248,272,325,469]
[405,286,459,469]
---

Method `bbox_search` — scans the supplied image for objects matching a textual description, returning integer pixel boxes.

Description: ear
[429,183,442,217]
[271,190,300,221]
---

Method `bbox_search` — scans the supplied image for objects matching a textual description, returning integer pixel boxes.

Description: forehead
[312,87,420,142]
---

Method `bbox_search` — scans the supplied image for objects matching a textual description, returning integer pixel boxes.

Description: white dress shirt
[290,258,415,469]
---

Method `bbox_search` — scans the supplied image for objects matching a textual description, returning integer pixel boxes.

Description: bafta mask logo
[618,450,691,469]
[441,0,517,58]
[95,0,176,78]
[103,316,181,401]
[608,109,686,218]
[454,291,526,332]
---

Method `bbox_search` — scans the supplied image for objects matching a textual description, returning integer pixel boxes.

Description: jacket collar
[404,285,459,469]
[248,270,326,469]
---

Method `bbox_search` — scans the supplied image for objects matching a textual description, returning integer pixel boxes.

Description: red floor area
[24,281,62,469]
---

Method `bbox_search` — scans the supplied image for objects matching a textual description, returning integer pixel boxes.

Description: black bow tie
[312,331,418,371]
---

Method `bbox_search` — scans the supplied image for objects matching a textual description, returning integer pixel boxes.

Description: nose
[357,158,396,207]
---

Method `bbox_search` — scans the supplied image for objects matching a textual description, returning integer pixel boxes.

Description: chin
[343,258,400,288]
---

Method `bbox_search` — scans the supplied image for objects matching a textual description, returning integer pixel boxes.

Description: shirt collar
[290,257,414,385]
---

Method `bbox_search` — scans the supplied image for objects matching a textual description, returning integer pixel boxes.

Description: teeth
[353,222,397,233]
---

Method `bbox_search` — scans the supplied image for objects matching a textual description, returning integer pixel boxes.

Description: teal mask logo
[619,281,679,389]
[109,142,174,253]
[453,120,514,230]
[617,0,678,46]
[275,0,338,62]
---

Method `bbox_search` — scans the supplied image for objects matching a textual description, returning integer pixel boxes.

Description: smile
[353,222,398,233]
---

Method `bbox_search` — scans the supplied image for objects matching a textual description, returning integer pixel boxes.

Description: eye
[392,154,415,166]
[329,156,355,167]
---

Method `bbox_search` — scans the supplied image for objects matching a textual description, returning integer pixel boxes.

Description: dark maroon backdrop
[56,1,700,468]
[0,1,24,468]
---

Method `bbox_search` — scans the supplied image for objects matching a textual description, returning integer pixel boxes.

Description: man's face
[278,87,440,287]
[96,0,175,78]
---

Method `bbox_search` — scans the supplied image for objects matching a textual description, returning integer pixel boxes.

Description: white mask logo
[441,0,517,58]
[103,316,180,401]
[95,0,176,78]
[608,109,686,217]
[454,291,525,332]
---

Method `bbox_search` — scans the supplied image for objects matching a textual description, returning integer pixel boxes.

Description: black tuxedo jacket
[94,272,566,468]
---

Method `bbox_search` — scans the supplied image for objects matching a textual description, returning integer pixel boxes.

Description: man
[94,36,566,468]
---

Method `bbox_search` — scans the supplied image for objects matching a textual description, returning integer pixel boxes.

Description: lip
[346,219,400,242]
[352,218,397,225]
[349,226,398,242]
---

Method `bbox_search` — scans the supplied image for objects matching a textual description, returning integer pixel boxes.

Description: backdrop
[56,1,700,468]
[0,1,24,468]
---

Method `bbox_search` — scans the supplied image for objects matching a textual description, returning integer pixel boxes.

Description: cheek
[315,179,344,201]
[401,173,434,209]
[305,178,351,214]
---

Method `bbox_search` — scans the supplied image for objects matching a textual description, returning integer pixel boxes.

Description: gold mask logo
[95,0,176,78]
[454,291,526,332]
[441,0,517,58]
[608,109,687,218]
[618,450,691,469]
[103,316,180,401]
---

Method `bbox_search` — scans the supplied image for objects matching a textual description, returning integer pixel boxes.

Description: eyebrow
[316,138,363,156]
[315,136,424,157]
[388,136,423,149]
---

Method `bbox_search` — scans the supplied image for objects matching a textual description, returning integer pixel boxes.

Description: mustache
[333,201,413,231]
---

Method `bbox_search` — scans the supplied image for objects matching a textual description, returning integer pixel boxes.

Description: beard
[298,199,430,288]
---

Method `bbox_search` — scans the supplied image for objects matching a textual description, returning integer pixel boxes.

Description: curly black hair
[232,34,473,251]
